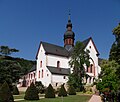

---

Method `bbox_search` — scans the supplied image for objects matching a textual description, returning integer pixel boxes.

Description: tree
[0,60,21,90]
[68,85,76,95]
[109,23,120,64]
[58,84,67,97]
[0,46,19,56]
[45,84,55,98]
[24,82,39,100]
[68,41,90,91]
[35,81,45,94]
[109,23,120,88]
[96,60,120,91]
[13,85,19,95]
[0,81,14,102]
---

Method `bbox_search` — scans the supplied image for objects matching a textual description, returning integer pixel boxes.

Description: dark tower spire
[64,12,75,51]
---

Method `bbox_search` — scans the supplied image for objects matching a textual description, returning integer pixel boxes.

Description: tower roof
[64,13,75,38]
[66,12,72,28]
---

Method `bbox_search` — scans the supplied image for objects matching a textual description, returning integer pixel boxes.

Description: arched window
[90,64,93,73]
[57,61,60,68]
[86,67,88,72]
[34,73,35,78]
[42,69,43,78]
[31,74,32,79]
[40,61,42,68]
[38,71,40,78]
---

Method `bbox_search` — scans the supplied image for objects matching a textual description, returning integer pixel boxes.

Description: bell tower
[64,13,75,51]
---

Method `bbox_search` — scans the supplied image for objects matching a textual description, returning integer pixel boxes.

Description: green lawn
[14,94,91,102]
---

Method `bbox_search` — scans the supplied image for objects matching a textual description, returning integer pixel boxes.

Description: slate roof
[47,66,70,75]
[41,41,69,57]
[82,37,91,47]
[36,37,99,58]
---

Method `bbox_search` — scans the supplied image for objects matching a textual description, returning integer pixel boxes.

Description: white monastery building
[18,17,101,88]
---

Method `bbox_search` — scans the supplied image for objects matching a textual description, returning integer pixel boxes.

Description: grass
[14,93,91,102]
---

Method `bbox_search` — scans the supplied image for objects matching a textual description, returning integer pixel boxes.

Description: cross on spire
[68,9,71,21]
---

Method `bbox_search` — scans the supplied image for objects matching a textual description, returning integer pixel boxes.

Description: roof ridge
[41,41,66,49]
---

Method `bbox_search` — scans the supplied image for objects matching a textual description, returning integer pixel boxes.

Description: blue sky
[0,0,120,60]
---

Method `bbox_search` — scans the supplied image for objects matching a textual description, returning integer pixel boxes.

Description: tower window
[57,61,60,68]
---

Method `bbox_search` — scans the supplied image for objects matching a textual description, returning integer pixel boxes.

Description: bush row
[24,82,76,100]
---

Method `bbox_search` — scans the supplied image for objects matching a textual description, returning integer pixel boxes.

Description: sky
[0,0,120,60]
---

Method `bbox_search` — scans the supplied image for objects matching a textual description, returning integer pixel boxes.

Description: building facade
[18,17,101,88]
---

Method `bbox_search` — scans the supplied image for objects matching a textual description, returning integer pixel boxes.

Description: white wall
[36,40,101,86]
[36,44,52,87]
[85,39,99,78]
[46,54,69,68]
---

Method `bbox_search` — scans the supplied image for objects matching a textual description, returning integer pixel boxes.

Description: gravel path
[88,95,102,102]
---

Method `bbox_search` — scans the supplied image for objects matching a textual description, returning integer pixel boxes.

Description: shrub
[24,82,39,100]
[58,84,67,97]
[13,85,19,95]
[45,84,55,98]
[68,85,76,95]
[0,81,14,102]
[35,81,45,94]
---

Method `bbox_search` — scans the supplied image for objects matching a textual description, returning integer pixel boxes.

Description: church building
[18,16,101,88]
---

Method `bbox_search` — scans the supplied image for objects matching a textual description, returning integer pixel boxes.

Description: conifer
[24,82,39,100]
[58,84,67,97]
[68,85,76,95]
[0,81,14,102]
[45,84,55,98]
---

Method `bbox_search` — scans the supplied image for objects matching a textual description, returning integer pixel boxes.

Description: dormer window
[57,61,60,68]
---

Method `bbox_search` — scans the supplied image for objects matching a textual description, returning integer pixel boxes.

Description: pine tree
[24,82,39,100]
[58,84,67,97]
[68,85,76,95]
[13,85,19,95]
[45,84,55,98]
[0,81,14,102]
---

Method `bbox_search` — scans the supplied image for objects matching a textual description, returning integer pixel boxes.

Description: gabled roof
[36,41,69,59]
[47,66,70,75]
[82,37,100,56]
[36,37,99,59]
